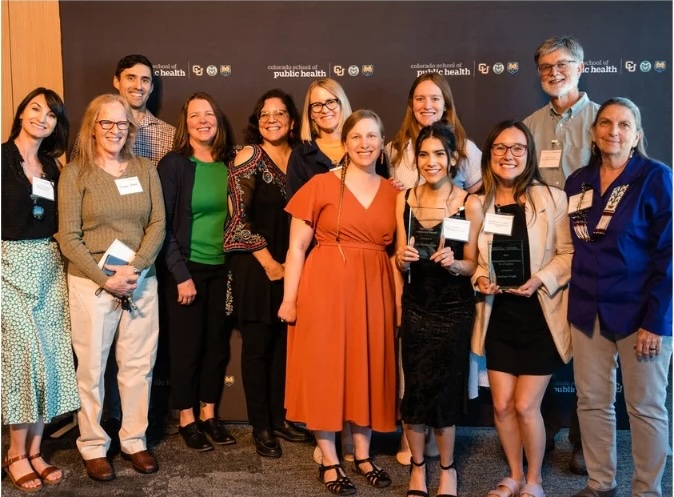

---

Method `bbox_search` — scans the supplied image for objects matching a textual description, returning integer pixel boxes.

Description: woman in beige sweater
[56,93,165,482]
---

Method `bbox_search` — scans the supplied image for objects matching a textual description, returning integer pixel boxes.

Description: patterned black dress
[400,193,475,428]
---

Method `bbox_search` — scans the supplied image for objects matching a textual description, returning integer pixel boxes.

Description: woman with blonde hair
[279,110,398,495]
[286,78,388,200]
[57,93,165,482]
[2,87,80,492]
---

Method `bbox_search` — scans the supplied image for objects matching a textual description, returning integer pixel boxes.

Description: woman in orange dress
[278,109,397,496]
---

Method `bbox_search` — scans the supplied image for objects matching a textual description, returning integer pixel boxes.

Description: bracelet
[449,260,463,276]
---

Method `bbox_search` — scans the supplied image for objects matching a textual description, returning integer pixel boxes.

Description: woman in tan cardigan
[56,94,165,482]
[471,120,572,497]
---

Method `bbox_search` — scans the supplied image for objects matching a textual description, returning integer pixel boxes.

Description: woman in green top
[157,92,236,452]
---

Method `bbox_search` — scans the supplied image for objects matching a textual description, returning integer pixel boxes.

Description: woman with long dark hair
[472,120,572,497]
[394,123,482,497]
[1,87,79,492]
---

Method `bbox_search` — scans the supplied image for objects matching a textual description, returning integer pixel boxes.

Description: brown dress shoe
[83,457,115,482]
[121,450,158,474]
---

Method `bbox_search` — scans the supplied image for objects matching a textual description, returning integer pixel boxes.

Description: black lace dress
[399,195,475,428]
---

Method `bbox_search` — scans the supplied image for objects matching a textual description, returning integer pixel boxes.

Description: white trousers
[68,274,159,459]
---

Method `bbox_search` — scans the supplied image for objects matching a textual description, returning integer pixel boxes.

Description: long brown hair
[75,94,137,176]
[390,73,468,169]
[10,87,69,158]
[480,120,548,217]
[173,92,233,162]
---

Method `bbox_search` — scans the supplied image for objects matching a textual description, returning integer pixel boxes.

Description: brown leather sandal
[2,453,43,493]
[28,453,63,485]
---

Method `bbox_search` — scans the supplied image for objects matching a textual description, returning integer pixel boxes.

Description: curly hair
[242,89,300,148]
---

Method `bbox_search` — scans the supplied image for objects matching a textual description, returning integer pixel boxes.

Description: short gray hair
[534,36,584,65]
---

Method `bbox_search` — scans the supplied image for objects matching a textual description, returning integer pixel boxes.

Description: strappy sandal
[407,457,428,497]
[437,460,458,497]
[2,454,43,493]
[488,477,521,497]
[353,456,392,488]
[520,483,545,497]
[28,453,62,485]
[318,463,356,496]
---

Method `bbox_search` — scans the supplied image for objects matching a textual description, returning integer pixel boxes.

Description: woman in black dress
[224,89,312,458]
[472,121,572,497]
[395,123,482,497]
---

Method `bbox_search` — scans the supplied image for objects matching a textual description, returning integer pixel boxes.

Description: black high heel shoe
[407,457,428,497]
[436,460,457,497]
[353,457,391,488]
[318,463,356,496]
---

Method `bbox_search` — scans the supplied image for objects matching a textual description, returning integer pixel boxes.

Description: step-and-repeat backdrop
[61,1,672,426]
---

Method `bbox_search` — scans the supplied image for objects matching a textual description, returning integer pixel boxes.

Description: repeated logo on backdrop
[153,58,667,81]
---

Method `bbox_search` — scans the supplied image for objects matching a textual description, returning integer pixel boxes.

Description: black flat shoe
[179,422,214,452]
[319,463,356,496]
[354,456,391,488]
[199,418,236,445]
[253,429,282,458]
[272,420,312,443]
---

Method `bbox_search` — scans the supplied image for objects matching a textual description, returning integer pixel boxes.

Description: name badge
[442,217,470,242]
[115,176,143,195]
[568,191,593,214]
[484,212,514,236]
[539,149,562,169]
[32,177,55,201]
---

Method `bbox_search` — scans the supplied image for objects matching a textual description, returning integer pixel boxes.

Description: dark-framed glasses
[29,194,44,220]
[492,143,528,157]
[258,109,289,123]
[97,120,130,131]
[309,98,340,114]
[537,60,578,75]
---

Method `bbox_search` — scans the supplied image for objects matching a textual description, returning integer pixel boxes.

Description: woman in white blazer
[471,120,573,497]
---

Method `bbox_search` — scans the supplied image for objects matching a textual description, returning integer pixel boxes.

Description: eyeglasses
[491,144,528,157]
[258,109,289,123]
[537,60,578,75]
[30,194,44,220]
[97,120,130,131]
[309,98,340,114]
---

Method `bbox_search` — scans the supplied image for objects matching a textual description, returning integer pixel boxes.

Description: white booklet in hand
[97,239,149,297]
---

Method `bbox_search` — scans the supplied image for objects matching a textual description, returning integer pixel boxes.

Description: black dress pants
[167,261,232,410]
[239,321,287,433]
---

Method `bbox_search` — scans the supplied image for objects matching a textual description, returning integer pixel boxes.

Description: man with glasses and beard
[523,35,599,477]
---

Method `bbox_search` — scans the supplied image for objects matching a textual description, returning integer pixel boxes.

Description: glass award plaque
[488,239,526,289]
[408,206,444,259]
